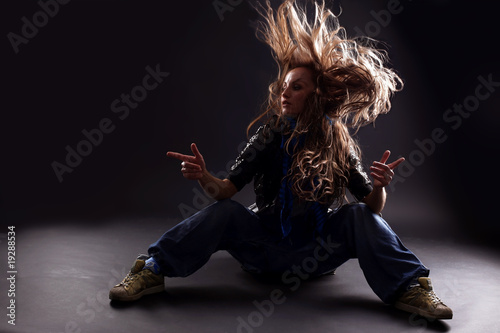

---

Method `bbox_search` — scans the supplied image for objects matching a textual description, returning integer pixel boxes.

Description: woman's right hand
[166,143,206,180]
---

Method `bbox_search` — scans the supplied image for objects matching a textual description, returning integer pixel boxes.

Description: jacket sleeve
[227,124,274,191]
[346,152,373,201]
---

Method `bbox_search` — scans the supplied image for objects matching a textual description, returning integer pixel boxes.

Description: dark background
[2,0,499,246]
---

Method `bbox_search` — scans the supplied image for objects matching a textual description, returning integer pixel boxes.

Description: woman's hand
[167,143,237,200]
[369,150,405,188]
[167,143,206,180]
[363,150,405,214]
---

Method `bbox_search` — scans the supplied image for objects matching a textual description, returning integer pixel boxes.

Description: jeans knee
[212,198,242,212]
[338,203,380,226]
[345,203,394,235]
[342,202,371,216]
[207,199,252,220]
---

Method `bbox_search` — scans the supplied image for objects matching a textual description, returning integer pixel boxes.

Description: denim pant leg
[148,199,273,277]
[321,203,429,304]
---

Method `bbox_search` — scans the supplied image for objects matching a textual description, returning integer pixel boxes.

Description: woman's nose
[282,86,290,98]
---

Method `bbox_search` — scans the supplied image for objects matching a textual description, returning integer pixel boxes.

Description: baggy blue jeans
[148,199,429,304]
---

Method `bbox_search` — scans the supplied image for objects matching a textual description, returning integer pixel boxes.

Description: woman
[109,0,452,320]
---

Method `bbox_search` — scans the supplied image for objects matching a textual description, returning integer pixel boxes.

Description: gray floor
[1,218,499,333]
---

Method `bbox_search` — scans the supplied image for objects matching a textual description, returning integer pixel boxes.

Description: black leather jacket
[227,120,373,215]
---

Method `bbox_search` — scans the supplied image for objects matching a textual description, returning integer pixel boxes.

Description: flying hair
[248,0,403,206]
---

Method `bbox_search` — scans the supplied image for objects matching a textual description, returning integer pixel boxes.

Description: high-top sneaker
[109,255,165,302]
[395,277,453,319]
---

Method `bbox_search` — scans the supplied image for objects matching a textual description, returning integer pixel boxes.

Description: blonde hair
[249,0,403,206]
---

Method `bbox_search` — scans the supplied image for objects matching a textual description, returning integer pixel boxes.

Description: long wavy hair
[249,0,402,206]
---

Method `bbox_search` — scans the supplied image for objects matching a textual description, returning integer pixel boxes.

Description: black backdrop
[2,0,499,245]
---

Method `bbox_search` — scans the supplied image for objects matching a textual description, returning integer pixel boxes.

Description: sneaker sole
[394,301,453,320]
[110,284,165,302]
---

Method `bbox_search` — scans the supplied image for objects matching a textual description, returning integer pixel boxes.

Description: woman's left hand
[369,150,405,188]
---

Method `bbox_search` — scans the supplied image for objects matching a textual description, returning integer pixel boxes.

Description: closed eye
[282,84,303,90]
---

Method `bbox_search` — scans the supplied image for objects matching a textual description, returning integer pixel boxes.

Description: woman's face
[281,67,315,117]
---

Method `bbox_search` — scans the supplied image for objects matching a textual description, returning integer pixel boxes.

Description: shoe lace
[121,272,141,287]
[423,289,444,305]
